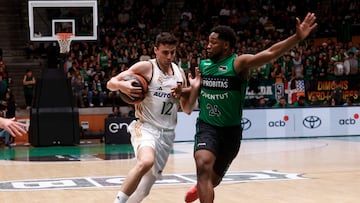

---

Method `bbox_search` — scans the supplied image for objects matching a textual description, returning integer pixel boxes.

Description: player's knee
[136,159,154,173]
[195,156,213,174]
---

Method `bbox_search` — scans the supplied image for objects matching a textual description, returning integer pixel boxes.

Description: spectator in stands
[97,46,112,70]
[273,96,290,108]
[293,96,309,107]
[108,105,121,118]
[292,51,304,79]
[331,80,343,105]
[139,48,151,61]
[248,68,260,94]
[257,62,271,81]
[63,52,77,73]
[131,47,142,64]
[0,90,16,119]
[327,56,337,76]
[87,74,105,107]
[118,8,131,27]
[117,48,129,65]
[346,41,358,54]
[93,63,106,80]
[127,105,135,118]
[259,12,269,26]
[345,52,359,75]
[219,3,231,25]
[79,61,91,85]
[314,59,327,78]
[179,7,193,30]
[343,96,355,106]
[286,1,297,15]
[282,54,294,81]
[71,69,85,108]
[104,58,114,76]
[66,61,79,78]
[178,55,190,77]
[22,69,36,110]
[270,60,284,83]
[324,96,337,106]
[257,96,269,108]
[309,95,321,106]
[303,58,316,91]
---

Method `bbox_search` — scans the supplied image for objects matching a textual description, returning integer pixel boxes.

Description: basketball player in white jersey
[107,32,199,203]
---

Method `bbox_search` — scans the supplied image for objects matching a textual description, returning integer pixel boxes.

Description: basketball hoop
[56,33,74,54]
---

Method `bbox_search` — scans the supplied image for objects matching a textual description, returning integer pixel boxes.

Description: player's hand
[296,12,317,40]
[120,79,143,100]
[188,67,201,89]
[171,82,182,99]
[0,117,27,137]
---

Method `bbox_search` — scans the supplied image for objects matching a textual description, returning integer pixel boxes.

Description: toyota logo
[241,118,251,130]
[303,116,321,129]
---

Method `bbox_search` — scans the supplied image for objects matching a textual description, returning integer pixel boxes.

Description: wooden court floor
[0,136,360,203]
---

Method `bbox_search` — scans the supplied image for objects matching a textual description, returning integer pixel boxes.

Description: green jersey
[198,54,247,127]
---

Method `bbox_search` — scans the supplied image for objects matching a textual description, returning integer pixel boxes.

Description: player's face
[154,44,177,68]
[207,32,225,61]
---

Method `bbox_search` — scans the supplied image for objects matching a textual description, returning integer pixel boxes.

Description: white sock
[114,191,129,203]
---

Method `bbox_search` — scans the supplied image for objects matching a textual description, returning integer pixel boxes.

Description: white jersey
[135,59,183,130]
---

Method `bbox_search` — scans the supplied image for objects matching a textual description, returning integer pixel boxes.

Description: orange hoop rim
[55,33,74,40]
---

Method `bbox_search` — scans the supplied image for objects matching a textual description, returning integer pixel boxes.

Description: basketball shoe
[185,184,198,202]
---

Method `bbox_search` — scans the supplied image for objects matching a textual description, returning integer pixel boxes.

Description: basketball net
[56,33,74,54]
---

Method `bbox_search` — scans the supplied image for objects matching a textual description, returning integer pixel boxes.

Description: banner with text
[175,106,360,141]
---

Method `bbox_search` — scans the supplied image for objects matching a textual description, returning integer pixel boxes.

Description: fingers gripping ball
[119,74,148,104]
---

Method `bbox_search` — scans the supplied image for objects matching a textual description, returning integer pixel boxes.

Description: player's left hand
[188,67,201,89]
[171,82,182,99]
[296,12,317,40]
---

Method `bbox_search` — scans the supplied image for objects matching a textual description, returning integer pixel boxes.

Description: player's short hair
[155,32,178,47]
[210,25,236,48]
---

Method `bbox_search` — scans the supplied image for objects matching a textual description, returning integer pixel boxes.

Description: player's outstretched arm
[235,12,317,75]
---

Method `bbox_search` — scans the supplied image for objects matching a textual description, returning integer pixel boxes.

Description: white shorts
[128,120,175,178]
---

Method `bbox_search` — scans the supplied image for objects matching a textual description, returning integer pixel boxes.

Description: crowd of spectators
[22,0,360,110]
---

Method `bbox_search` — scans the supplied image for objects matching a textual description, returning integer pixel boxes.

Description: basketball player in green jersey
[184,13,317,203]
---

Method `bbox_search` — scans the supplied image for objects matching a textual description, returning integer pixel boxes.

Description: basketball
[119,74,148,104]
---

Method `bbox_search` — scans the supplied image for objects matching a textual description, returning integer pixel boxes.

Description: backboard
[28,0,98,41]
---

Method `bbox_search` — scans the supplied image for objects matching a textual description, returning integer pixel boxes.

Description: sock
[114,191,129,203]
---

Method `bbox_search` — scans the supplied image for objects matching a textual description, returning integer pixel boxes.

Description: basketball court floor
[0,135,359,203]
